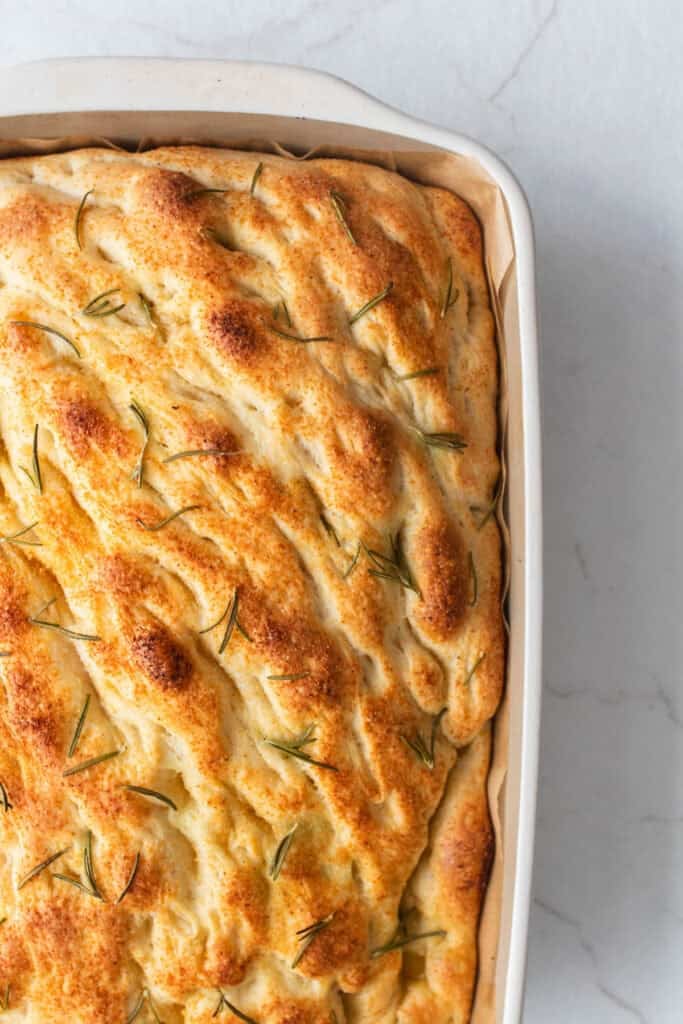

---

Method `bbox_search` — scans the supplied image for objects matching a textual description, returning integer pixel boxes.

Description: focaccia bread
[0,146,504,1024]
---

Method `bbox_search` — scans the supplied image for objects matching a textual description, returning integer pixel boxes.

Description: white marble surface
[2,2,682,1021]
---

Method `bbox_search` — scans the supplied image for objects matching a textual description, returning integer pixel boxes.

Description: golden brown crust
[0,146,503,1023]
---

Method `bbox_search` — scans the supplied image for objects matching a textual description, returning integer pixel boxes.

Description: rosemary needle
[273,300,292,326]
[188,187,229,199]
[343,542,361,579]
[84,830,103,900]
[0,984,8,1010]
[75,189,93,249]
[440,258,459,318]
[62,750,121,778]
[264,726,338,773]
[82,288,126,318]
[0,521,42,547]
[116,852,140,904]
[163,448,240,463]
[17,847,70,890]
[11,321,81,358]
[269,824,298,880]
[468,551,478,606]
[371,928,446,958]
[123,784,178,811]
[136,504,201,531]
[213,992,259,1022]
[250,161,264,196]
[19,424,42,493]
[364,535,419,594]
[269,325,334,344]
[330,191,356,244]
[401,708,447,771]
[348,282,393,326]
[394,366,440,382]
[29,599,100,642]
[199,589,247,655]
[413,428,467,452]
[0,782,12,813]
[129,400,149,488]
[67,694,91,758]
[464,652,486,686]
[52,873,99,898]
[125,988,163,1024]
[267,672,310,681]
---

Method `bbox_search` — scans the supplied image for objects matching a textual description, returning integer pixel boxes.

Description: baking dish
[0,57,542,1024]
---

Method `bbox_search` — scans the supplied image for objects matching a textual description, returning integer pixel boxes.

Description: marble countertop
[3,2,681,1021]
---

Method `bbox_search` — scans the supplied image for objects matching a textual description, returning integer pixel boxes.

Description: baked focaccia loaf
[0,146,503,1024]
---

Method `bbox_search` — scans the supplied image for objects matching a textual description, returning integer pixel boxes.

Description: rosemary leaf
[11,321,81,358]
[440,258,459,318]
[62,749,121,778]
[213,992,259,1023]
[129,400,149,488]
[125,988,163,1024]
[0,983,9,1010]
[29,599,101,642]
[364,535,419,595]
[82,287,119,312]
[273,300,292,327]
[19,424,43,494]
[67,694,91,758]
[343,542,361,579]
[470,478,501,530]
[269,325,334,344]
[264,727,337,773]
[250,162,264,196]
[84,830,103,900]
[401,707,447,771]
[269,824,298,880]
[371,928,446,958]
[267,672,310,681]
[468,551,478,606]
[52,872,99,899]
[348,282,393,326]
[82,288,125,317]
[139,292,154,323]
[136,504,201,531]
[0,521,42,547]
[0,782,12,813]
[188,187,229,199]
[414,428,467,452]
[394,366,440,382]
[163,448,240,463]
[75,189,93,250]
[116,852,140,904]
[320,513,340,547]
[330,191,356,245]
[219,591,240,654]
[123,784,177,811]
[17,846,70,890]
[464,652,486,686]
[292,913,334,968]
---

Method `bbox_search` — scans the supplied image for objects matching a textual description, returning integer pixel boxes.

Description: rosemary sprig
[116,852,140,904]
[269,824,298,880]
[52,872,99,898]
[292,913,334,968]
[273,300,292,327]
[394,366,440,382]
[371,928,446,958]
[62,749,121,778]
[413,428,467,452]
[129,400,149,488]
[269,325,334,344]
[0,521,42,547]
[82,288,126,318]
[330,191,356,245]
[163,448,240,463]
[84,830,103,900]
[136,504,201,531]
[0,782,12,813]
[17,846,70,890]
[264,725,338,773]
[401,707,447,771]
[468,551,478,606]
[343,542,361,579]
[250,161,264,196]
[348,282,393,326]
[213,992,258,1022]
[67,694,91,757]
[11,321,81,358]
[267,672,309,681]
[440,258,459,318]
[364,535,419,594]
[123,784,178,811]
[125,988,163,1024]
[19,424,43,493]
[464,652,486,686]
[29,598,101,642]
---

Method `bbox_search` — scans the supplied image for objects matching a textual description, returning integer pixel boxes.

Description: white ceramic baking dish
[0,58,542,1024]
